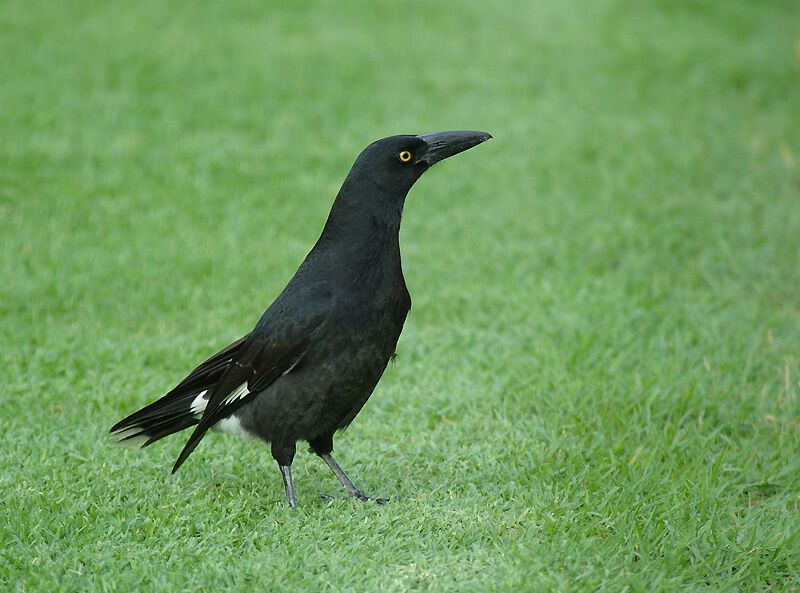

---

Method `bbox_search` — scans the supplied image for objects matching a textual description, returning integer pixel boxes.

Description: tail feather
[110,391,205,447]
[171,423,207,474]
[142,417,199,446]
[114,393,205,429]
[109,335,249,467]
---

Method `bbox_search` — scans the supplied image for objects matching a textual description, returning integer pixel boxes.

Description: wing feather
[171,289,331,473]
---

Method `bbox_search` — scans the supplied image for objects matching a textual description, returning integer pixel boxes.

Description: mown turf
[2,0,799,590]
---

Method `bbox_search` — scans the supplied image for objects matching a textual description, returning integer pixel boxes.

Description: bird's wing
[168,335,250,398]
[171,287,332,472]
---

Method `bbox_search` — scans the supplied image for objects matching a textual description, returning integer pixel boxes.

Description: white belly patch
[211,415,255,439]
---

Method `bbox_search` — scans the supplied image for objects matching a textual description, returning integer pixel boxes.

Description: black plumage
[110,130,491,506]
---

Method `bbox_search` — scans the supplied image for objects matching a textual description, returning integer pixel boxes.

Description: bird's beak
[417,130,492,166]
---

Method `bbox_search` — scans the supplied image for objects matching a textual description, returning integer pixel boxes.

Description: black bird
[110,130,491,507]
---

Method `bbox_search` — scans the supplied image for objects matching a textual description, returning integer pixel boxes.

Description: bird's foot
[349,488,369,502]
[319,491,389,504]
[348,487,391,504]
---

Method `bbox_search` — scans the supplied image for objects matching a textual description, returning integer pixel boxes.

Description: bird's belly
[240,320,404,444]
[211,414,256,439]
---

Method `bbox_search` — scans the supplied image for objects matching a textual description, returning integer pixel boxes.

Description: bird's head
[346,130,492,195]
[321,130,491,241]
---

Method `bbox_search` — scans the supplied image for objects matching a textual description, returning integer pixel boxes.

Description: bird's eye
[398,150,412,163]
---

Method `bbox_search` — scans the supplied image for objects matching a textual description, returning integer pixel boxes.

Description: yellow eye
[398,150,412,163]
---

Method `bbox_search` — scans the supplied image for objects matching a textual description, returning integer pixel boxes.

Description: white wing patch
[190,390,209,418]
[221,382,250,406]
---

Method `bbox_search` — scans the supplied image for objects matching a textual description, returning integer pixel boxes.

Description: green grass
[2,0,799,590]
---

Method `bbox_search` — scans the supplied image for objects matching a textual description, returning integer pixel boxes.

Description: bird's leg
[278,464,297,508]
[317,453,389,504]
[272,441,297,507]
[318,452,372,502]
[309,435,386,503]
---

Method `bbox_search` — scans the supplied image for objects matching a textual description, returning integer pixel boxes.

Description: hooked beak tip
[418,130,492,166]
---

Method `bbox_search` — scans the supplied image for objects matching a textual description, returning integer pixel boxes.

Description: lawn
[2,0,799,590]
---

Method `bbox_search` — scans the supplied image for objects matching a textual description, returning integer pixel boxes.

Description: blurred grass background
[1,0,799,590]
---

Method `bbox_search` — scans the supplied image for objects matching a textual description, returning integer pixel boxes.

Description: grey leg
[318,453,386,503]
[279,464,297,508]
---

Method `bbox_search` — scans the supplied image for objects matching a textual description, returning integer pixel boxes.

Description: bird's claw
[352,491,391,504]
[319,492,390,504]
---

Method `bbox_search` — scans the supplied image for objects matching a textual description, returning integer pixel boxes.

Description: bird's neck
[316,174,406,255]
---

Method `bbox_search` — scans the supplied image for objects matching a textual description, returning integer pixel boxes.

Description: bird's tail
[109,391,208,447]
[109,335,248,458]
